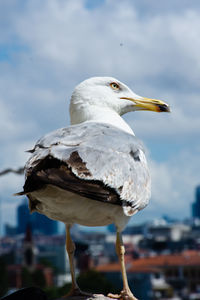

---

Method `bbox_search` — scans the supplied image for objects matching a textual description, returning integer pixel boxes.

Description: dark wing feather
[22,155,121,205]
[20,122,150,216]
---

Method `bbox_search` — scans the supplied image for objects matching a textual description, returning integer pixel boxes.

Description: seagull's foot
[108,289,138,300]
[62,287,93,298]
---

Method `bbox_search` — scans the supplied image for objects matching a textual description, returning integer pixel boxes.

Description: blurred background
[0,0,200,299]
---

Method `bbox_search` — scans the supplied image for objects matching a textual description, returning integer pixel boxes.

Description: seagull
[16,77,170,300]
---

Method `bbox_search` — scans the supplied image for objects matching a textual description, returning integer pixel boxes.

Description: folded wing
[21,122,151,216]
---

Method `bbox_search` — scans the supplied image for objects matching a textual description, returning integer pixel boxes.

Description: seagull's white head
[70,77,170,127]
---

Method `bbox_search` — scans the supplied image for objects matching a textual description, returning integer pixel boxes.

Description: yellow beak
[120,96,170,112]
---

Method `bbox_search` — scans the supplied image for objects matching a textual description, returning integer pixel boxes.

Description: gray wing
[24,122,151,216]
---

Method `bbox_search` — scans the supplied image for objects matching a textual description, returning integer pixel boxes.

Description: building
[31,211,58,235]
[96,261,172,299]
[17,200,31,234]
[6,227,54,290]
[0,230,68,275]
[96,250,200,298]
[35,234,68,274]
[17,200,58,235]
[192,186,200,219]
[139,222,191,254]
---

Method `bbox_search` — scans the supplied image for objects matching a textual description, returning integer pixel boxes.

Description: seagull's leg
[65,224,79,295]
[108,231,138,300]
[63,224,92,298]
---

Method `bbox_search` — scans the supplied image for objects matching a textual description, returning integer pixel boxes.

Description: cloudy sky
[0,0,200,234]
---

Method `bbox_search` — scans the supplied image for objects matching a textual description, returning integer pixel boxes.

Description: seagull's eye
[110,82,120,90]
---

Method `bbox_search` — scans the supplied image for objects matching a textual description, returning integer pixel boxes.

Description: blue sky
[0,0,200,234]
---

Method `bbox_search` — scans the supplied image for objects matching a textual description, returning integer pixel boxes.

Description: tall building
[31,211,58,235]
[23,225,36,271]
[17,200,58,235]
[17,200,31,234]
[192,185,200,219]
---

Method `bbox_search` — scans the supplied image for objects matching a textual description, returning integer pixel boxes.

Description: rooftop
[96,250,200,273]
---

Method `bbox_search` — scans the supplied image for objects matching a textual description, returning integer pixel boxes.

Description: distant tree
[45,283,71,300]
[21,267,33,287]
[0,257,8,297]
[45,270,114,299]
[32,269,46,288]
[1,252,15,265]
[38,258,58,274]
[77,269,114,294]
[44,286,60,300]
[22,267,46,289]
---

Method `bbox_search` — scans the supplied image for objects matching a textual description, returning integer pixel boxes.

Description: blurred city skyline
[1,200,200,299]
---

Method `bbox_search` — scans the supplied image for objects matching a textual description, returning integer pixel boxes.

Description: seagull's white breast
[31,184,131,231]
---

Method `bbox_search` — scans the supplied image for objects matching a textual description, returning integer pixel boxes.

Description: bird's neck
[70,105,135,135]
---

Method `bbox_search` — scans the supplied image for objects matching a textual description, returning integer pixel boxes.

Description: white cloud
[0,0,200,231]
[149,145,200,218]
[126,101,200,142]
[131,144,200,223]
